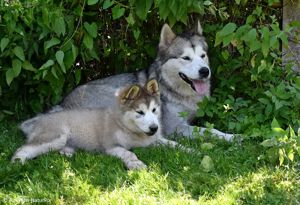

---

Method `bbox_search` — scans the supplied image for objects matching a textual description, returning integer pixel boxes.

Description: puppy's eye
[182,56,191,61]
[201,54,206,58]
[152,108,156,113]
[136,110,145,115]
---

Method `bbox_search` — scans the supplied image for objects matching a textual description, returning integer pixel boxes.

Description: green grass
[0,121,299,205]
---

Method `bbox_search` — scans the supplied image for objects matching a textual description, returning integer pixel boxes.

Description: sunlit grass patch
[0,121,299,204]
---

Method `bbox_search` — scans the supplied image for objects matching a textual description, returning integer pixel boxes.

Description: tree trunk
[282,0,300,71]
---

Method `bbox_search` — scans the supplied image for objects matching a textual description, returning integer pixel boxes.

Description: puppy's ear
[195,20,203,36]
[145,79,159,96]
[159,24,176,50]
[118,85,141,104]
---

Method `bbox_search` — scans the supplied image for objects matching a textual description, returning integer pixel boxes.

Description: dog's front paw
[59,146,75,157]
[125,159,147,170]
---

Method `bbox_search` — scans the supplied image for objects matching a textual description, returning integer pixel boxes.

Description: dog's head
[157,21,210,97]
[116,79,161,136]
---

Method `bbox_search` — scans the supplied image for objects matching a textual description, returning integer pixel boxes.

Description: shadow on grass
[0,121,299,204]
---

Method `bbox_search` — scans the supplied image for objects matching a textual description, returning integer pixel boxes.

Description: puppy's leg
[105,146,146,170]
[12,134,68,164]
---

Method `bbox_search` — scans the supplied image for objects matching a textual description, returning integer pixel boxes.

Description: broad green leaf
[83,33,93,49]
[278,31,288,46]
[242,28,257,42]
[22,61,36,72]
[204,0,213,6]
[222,33,234,47]
[133,29,140,40]
[87,0,99,5]
[219,23,236,37]
[55,50,66,73]
[272,127,286,136]
[249,40,260,52]
[278,148,284,166]
[42,70,48,78]
[71,44,78,61]
[289,126,296,138]
[250,55,256,68]
[135,0,153,21]
[13,46,25,61]
[6,69,15,86]
[12,59,22,77]
[112,5,125,20]
[53,17,66,36]
[200,155,214,172]
[44,38,60,54]
[89,47,100,61]
[64,51,74,69]
[214,32,222,47]
[51,67,58,79]
[260,138,277,147]
[103,0,113,9]
[0,38,9,52]
[84,22,98,38]
[257,60,266,74]
[126,13,135,25]
[40,59,54,70]
[261,27,270,57]
[75,69,81,85]
[271,117,280,128]
[288,148,294,161]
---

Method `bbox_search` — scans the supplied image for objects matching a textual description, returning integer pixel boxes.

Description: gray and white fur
[50,21,233,141]
[13,80,185,169]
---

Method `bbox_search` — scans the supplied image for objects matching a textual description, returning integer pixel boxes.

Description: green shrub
[1,0,299,166]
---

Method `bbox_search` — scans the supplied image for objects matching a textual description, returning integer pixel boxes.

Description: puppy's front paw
[126,159,147,170]
[11,155,26,164]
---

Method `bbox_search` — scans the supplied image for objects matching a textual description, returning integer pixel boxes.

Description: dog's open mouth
[179,72,209,96]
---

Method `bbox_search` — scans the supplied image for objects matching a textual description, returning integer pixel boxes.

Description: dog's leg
[155,137,196,153]
[176,124,234,141]
[198,127,234,141]
[11,134,68,164]
[105,146,147,170]
[59,146,75,157]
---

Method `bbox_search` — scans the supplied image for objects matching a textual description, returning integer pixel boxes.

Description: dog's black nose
[149,125,158,133]
[199,67,210,78]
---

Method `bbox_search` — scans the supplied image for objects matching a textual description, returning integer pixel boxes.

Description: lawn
[0,121,299,205]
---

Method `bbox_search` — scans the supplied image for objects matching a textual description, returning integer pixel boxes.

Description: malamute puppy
[12,79,181,169]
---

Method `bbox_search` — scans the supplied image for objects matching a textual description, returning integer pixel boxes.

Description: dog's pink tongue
[192,80,209,96]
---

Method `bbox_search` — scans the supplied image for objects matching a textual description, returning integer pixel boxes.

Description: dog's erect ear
[159,24,176,50]
[195,20,203,36]
[118,85,141,104]
[145,79,159,95]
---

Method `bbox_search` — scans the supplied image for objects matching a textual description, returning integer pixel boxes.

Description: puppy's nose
[199,67,210,78]
[149,124,158,134]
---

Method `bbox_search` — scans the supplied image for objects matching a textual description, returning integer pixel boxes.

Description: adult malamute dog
[54,21,233,141]
[12,80,181,169]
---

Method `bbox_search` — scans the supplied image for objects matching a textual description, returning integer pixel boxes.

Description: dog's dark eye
[182,56,191,61]
[152,108,156,113]
[136,110,145,115]
[201,54,206,58]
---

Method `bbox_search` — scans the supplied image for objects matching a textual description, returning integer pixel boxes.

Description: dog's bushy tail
[19,116,40,136]
[20,105,64,137]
